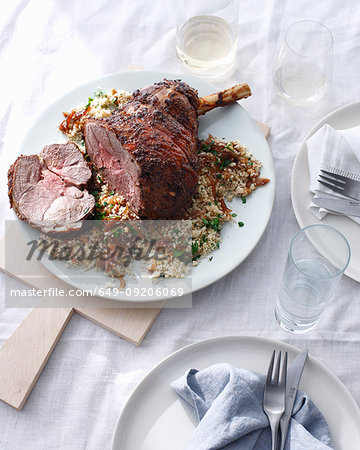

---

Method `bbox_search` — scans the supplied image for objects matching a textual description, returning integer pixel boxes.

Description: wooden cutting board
[0,225,164,410]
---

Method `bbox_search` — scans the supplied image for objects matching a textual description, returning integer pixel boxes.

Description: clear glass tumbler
[273,20,333,105]
[176,0,238,78]
[275,224,350,334]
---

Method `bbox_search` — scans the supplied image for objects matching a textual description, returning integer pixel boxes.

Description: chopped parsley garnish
[202,218,209,227]
[216,173,222,179]
[202,217,221,233]
[173,249,185,258]
[86,97,93,108]
[209,256,213,261]
[200,141,218,156]
[192,241,199,255]
[192,241,201,261]
[225,143,235,152]
[94,88,106,97]
[231,213,237,217]
[219,158,232,170]
[112,229,121,237]
[238,221,244,227]
[241,196,247,204]
[94,211,106,220]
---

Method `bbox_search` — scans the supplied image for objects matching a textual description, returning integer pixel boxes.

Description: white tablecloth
[1,1,359,448]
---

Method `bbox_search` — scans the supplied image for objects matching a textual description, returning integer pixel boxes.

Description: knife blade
[312,197,360,217]
[279,349,308,450]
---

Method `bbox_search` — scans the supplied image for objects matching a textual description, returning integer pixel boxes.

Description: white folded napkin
[307,124,360,224]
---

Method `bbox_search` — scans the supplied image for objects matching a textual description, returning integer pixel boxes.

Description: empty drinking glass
[273,20,333,105]
[275,224,350,333]
[176,0,238,78]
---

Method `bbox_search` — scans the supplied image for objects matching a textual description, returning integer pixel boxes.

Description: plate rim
[111,334,360,449]
[15,70,275,300]
[291,100,360,281]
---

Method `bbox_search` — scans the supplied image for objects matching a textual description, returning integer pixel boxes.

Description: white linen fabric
[308,124,360,223]
[171,364,333,449]
[1,1,360,449]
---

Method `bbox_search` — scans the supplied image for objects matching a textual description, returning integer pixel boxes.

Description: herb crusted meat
[83,79,201,219]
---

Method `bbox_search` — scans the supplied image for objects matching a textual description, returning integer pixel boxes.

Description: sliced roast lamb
[40,142,92,186]
[8,142,94,232]
[84,79,251,219]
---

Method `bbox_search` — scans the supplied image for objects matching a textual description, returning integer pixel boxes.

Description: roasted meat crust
[8,155,40,219]
[84,79,200,219]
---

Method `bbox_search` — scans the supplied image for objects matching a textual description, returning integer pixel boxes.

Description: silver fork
[319,169,360,200]
[263,350,288,450]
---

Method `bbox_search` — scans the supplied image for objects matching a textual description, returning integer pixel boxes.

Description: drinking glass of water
[273,21,333,105]
[176,0,238,78]
[275,224,350,334]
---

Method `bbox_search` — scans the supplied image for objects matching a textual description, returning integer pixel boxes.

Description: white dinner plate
[291,101,360,282]
[15,71,275,300]
[112,335,360,449]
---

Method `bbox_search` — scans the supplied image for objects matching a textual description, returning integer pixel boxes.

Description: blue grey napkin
[171,363,334,450]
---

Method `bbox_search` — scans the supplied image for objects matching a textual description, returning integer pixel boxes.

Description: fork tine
[273,351,281,383]
[280,352,288,385]
[318,179,345,194]
[267,350,275,383]
[319,174,345,187]
[321,169,347,181]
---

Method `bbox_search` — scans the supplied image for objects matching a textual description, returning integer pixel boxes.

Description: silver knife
[279,349,308,450]
[312,197,360,217]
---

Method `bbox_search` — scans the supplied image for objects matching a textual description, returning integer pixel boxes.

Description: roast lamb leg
[84,79,251,219]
